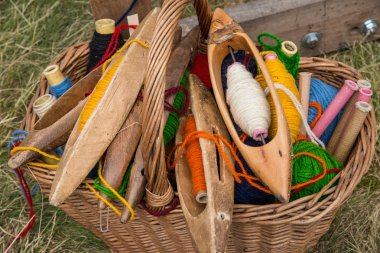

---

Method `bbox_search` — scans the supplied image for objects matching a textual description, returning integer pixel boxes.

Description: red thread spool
[184,116,207,203]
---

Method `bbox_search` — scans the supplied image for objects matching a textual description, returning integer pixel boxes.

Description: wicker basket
[19,0,376,252]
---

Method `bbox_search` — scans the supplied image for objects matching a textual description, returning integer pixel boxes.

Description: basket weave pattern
[19,1,376,252]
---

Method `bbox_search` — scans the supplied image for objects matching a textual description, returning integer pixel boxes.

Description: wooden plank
[90,0,151,38]
[181,0,380,56]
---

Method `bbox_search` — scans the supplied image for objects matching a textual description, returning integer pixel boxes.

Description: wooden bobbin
[333,101,372,164]
[281,41,298,57]
[95,18,116,35]
[43,65,65,86]
[298,72,312,135]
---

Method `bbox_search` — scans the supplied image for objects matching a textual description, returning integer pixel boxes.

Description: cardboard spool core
[281,41,298,57]
[43,65,64,86]
[357,79,372,89]
[95,18,116,35]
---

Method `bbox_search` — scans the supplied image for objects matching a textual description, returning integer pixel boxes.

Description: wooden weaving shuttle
[208,8,292,202]
[49,8,160,206]
[119,26,200,222]
[175,74,234,253]
[98,100,142,209]
[8,98,87,169]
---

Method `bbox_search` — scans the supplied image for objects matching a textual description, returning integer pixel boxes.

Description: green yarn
[163,70,189,146]
[94,164,132,198]
[291,141,342,201]
[257,32,300,79]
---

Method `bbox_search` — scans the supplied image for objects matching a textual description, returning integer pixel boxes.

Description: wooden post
[90,0,151,38]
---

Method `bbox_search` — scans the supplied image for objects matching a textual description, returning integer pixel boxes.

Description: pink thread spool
[312,80,359,138]
[357,87,372,102]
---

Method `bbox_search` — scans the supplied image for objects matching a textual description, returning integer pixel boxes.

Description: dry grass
[0,0,379,252]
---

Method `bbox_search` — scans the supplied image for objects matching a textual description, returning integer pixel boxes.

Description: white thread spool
[33,94,57,118]
[357,79,372,89]
[95,19,116,35]
[226,62,271,141]
[281,41,298,57]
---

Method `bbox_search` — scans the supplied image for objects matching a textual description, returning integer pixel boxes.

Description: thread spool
[333,102,372,163]
[184,116,207,204]
[281,41,298,57]
[326,87,370,153]
[256,53,301,143]
[308,78,340,144]
[33,94,57,118]
[312,80,358,138]
[357,79,372,89]
[291,140,341,200]
[95,19,116,34]
[298,72,312,135]
[87,19,124,72]
[43,65,72,98]
[226,62,270,141]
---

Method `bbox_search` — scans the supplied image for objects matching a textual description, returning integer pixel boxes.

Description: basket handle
[140,0,212,208]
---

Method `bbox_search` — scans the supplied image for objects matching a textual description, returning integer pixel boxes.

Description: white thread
[226,62,271,140]
[32,94,57,118]
[265,83,325,148]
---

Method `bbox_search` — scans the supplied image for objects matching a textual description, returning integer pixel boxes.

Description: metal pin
[99,207,110,232]
[260,134,266,145]
[228,46,236,62]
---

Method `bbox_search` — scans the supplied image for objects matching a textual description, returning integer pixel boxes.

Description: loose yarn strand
[265,83,325,148]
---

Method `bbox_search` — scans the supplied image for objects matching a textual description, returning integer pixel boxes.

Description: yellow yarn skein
[79,39,149,130]
[256,51,301,143]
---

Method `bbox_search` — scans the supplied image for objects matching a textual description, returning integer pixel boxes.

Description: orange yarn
[168,127,329,197]
[167,123,270,194]
[309,102,323,128]
[184,117,207,199]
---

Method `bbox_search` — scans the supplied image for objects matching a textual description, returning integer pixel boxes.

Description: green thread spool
[291,141,342,201]
[163,70,189,145]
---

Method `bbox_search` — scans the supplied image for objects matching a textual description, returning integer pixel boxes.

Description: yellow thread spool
[95,19,116,35]
[43,65,64,87]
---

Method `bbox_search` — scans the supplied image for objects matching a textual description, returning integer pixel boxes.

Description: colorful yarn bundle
[163,71,189,145]
[94,165,132,198]
[257,33,300,78]
[308,78,342,145]
[183,116,207,203]
[256,52,301,143]
[291,141,341,200]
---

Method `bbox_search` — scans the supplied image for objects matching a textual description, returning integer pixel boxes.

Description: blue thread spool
[308,78,342,144]
[43,65,72,98]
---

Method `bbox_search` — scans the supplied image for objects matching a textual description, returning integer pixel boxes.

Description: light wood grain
[208,8,292,203]
[49,8,161,206]
[176,74,234,253]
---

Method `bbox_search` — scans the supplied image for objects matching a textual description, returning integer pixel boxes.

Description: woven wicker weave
[18,0,376,252]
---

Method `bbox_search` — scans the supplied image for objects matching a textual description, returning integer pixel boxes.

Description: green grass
[0,0,379,252]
